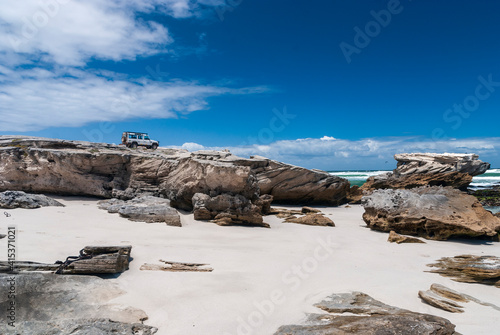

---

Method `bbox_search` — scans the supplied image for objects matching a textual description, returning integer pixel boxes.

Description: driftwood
[0,245,132,275]
[140,259,213,272]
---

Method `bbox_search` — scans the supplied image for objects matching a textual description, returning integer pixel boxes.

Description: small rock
[285,213,335,227]
[388,231,426,244]
[301,206,321,214]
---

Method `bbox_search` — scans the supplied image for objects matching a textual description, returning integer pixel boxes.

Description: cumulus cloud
[172,136,500,170]
[0,0,267,131]
[0,67,267,131]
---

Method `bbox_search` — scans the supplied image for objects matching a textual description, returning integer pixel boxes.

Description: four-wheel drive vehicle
[121,132,159,149]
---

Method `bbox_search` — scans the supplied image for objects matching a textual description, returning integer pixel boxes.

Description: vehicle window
[138,135,143,140]
[144,136,150,140]
[129,134,137,139]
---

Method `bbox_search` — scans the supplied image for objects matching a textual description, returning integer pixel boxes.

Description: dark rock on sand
[274,292,456,334]
[427,255,500,287]
[362,153,490,193]
[98,196,181,227]
[0,190,63,209]
[0,273,156,334]
[362,186,500,240]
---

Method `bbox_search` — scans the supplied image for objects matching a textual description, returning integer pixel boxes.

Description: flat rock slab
[427,255,500,287]
[0,190,64,209]
[362,186,500,240]
[0,273,155,334]
[274,292,456,334]
[140,260,213,272]
[99,196,181,227]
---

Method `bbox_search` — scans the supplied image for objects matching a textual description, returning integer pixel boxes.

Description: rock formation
[284,213,335,226]
[0,273,156,334]
[98,196,181,227]
[247,155,350,205]
[427,255,500,287]
[192,193,269,227]
[362,186,500,240]
[362,153,490,192]
[274,292,456,334]
[0,190,64,209]
[0,136,350,226]
[387,230,425,244]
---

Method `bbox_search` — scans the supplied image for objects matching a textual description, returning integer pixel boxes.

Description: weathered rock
[192,193,269,227]
[274,292,456,334]
[140,260,213,272]
[284,213,335,227]
[362,186,500,240]
[388,230,426,244]
[419,288,466,313]
[0,136,351,227]
[419,283,500,313]
[362,153,490,192]
[427,255,500,287]
[0,273,156,334]
[247,155,350,205]
[98,196,181,227]
[2,319,158,335]
[0,190,64,209]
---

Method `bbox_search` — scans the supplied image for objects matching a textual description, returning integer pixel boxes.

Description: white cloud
[0,68,268,131]
[173,137,500,170]
[0,0,268,131]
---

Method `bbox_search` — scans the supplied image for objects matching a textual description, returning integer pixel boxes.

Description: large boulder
[192,193,268,227]
[274,292,456,334]
[247,156,350,205]
[361,186,500,240]
[362,153,490,192]
[0,191,64,209]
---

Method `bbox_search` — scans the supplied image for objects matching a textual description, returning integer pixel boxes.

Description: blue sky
[1,0,500,170]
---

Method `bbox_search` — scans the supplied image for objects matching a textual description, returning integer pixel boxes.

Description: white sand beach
[5,196,500,335]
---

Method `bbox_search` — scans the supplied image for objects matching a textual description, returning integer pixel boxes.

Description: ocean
[328,168,500,190]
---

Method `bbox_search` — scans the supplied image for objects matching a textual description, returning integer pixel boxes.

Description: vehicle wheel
[151,143,158,150]
[130,142,138,149]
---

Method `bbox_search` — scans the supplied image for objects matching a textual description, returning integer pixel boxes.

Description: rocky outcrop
[192,193,269,227]
[274,292,456,334]
[98,196,181,227]
[0,191,64,209]
[470,187,500,207]
[427,255,500,287]
[388,230,425,244]
[247,155,350,205]
[0,273,156,334]
[419,284,469,313]
[0,136,350,226]
[362,153,490,192]
[362,186,500,240]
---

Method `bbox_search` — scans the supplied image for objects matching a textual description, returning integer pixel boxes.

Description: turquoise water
[329,169,500,190]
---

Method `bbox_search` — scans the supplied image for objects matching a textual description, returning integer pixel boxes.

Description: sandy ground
[2,197,499,335]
